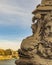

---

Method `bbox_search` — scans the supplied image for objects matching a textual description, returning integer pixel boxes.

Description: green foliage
[0,49,5,56]
[0,49,18,59]
[0,49,12,56]
[5,49,12,55]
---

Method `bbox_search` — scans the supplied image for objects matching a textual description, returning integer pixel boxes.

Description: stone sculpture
[15,0,52,65]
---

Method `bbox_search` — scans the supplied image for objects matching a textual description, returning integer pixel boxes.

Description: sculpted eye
[47,26,51,29]
[44,26,51,30]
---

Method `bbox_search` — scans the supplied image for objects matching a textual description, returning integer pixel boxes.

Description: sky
[0,0,41,50]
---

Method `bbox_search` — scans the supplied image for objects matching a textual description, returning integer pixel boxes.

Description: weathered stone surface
[15,0,52,65]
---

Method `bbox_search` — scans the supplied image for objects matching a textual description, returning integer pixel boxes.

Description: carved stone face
[44,21,52,43]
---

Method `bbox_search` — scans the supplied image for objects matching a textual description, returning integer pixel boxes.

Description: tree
[0,49,5,56]
[5,49,12,55]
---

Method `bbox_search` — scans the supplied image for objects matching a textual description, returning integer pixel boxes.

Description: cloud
[0,0,41,16]
[0,0,32,26]
[0,0,41,40]
[0,1,31,16]
[0,0,41,27]
[0,0,41,50]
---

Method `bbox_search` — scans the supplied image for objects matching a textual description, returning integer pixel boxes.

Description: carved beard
[39,33,52,59]
[43,32,52,44]
[43,21,52,43]
[38,40,52,59]
[43,32,52,51]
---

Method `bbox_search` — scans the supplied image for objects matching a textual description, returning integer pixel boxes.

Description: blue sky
[0,0,41,50]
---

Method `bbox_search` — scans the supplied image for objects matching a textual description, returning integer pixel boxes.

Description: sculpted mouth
[48,32,52,37]
[48,42,52,47]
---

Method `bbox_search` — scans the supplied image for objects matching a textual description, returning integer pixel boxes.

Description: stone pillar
[15,0,52,65]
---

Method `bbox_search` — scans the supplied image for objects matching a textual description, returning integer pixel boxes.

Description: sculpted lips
[48,32,52,37]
